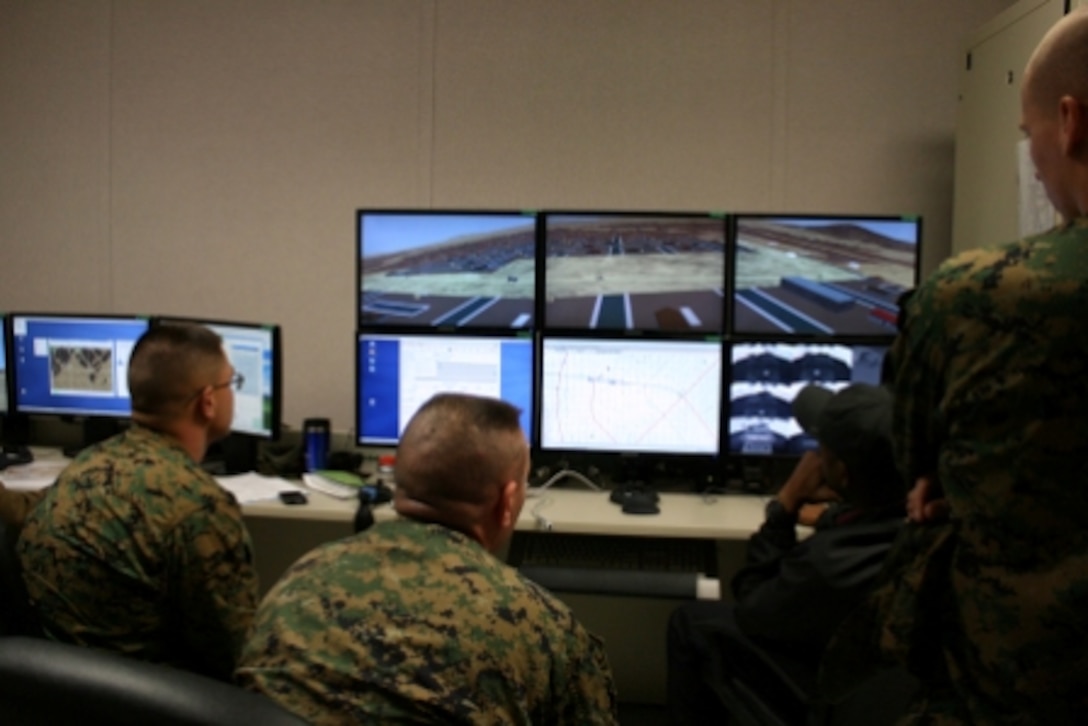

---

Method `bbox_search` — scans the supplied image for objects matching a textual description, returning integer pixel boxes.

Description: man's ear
[495,479,520,530]
[194,386,214,423]
[1059,95,1085,155]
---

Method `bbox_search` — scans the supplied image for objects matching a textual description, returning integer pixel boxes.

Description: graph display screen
[732,215,920,337]
[543,213,727,333]
[728,341,887,456]
[359,210,537,330]
[357,332,534,445]
[539,337,722,455]
[11,314,150,418]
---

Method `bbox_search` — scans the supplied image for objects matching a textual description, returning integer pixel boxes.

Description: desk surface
[244,487,770,541]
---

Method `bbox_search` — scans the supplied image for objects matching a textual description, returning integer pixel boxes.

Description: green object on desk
[313,470,366,488]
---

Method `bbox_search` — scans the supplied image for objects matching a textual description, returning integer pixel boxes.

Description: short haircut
[128,324,226,417]
[394,393,527,507]
[1025,8,1088,109]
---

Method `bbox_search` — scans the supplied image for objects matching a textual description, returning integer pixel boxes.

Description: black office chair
[0,519,43,638]
[706,625,918,726]
[0,637,308,725]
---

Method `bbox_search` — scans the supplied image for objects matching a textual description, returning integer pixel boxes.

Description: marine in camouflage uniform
[822,224,1088,723]
[237,517,618,724]
[18,424,258,681]
[238,392,618,725]
[820,10,1088,723]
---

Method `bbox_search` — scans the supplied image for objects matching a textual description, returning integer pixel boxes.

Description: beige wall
[0,0,1015,435]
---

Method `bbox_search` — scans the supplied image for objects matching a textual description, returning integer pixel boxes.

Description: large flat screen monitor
[539,337,723,455]
[728,341,887,456]
[731,214,920,337]
[11,313,150,418]
[0,313,9,416]
[543,212,727,333]
[154,317,282,439]
[357,332,534,446]
[358,210,537,330]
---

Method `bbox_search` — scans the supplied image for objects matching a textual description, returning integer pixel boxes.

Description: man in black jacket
[666,383,905,724]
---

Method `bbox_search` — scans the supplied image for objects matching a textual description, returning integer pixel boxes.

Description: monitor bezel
[728,212,921,340]
[152,315,283,441]
[355,326,537,448]
[539,209,730,336]
[356,208,540,332]
[8,312,152,420]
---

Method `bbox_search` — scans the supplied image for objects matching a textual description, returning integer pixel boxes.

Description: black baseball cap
[792,383,893,464]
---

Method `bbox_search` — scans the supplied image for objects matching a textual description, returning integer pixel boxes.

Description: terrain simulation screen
[11,314,149,418]
[543,213,727,333]
[732,215,919,337]
[357,332,534,446]
[359,211,537,330]
[728,341,887,456]
[540,337,722,455]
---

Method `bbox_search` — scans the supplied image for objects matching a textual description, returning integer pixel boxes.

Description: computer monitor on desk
[153,317,283,472]
[356,331,535,446]
[10,313,150,455]
[537,336,724,489]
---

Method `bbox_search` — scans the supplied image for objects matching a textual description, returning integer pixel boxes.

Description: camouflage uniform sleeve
[890,267,950,486]
[557,630,620,725]
[171,492,259,681]
[0,484,46,528]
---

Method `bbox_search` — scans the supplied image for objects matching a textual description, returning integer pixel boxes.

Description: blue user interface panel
[539,337,723,455]
[0,314,8,415]
[357,332,534,445]
[11,314,150,417]
[728,341,887,456]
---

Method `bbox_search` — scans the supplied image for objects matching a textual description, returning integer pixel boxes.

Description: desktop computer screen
[0,314,8,416]
[358,210,538,330]
[731,214,920,337]
[357,332,535,446]
[539,337,723,455]
[154,317,282,439]
[727,340,887,456]
[11,313,150,418]
[543,212,727,333]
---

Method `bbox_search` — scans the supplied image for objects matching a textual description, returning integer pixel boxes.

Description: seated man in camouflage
[236,393,619,725]
[17,323,258,681]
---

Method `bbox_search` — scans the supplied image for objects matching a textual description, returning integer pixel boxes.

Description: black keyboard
[508,533,718,599]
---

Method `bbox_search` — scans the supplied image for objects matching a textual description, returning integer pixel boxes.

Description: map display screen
[11,314,149,417]
[539,337,722,455]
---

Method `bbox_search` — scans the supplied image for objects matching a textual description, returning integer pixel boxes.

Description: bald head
[395,394,528,509]
[1024,8,1088,111]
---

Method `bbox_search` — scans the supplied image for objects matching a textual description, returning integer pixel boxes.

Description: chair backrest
[0,519,43,638]
[0,637,308,726]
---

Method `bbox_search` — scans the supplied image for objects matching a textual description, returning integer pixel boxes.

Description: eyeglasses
[187,369,244,403]
[213,370,245,393]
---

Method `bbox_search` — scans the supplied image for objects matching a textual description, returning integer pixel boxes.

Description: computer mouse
[621,491,660,515]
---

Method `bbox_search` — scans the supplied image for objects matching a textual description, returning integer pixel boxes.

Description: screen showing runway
[359,211,537,330]
[544,213,726,333]
[732,215,919,337]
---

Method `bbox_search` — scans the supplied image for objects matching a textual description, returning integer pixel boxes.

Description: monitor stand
[202,434,259,476]
[1,413,34,468]
[61,417,123,459]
